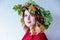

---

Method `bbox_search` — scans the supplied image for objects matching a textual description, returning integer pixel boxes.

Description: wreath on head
[13,0,53,29]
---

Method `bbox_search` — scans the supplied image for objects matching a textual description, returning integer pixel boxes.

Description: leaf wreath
[13,0,53,29]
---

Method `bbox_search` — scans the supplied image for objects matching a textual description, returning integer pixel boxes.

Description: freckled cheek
[24,17,29,22]
[24,17,27,22]
[31,17,35,23]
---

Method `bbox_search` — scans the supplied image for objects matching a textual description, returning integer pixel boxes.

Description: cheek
[24,17,27,22]
[31,17,35,23]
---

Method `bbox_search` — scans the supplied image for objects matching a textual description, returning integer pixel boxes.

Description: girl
[22,9,48,40]
[13,0,52,40]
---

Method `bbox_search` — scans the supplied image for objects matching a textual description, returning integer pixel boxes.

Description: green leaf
[13,4,22,16]
[18,9,22,16]
[39,6,53,29]
[13,4,22,11]
[28,0,33,3]
[28,0,36,5]
[13,5,19,11]
[31,11,35,14]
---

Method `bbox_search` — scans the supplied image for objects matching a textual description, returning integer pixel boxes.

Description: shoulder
[35,32,45,37]
[22,29,30,40]
[36,32,48,40]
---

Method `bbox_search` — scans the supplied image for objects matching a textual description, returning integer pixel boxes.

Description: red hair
[21,9,45,34]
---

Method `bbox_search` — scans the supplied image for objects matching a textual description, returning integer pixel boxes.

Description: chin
[26,25,31,27]
[26,24,32,27]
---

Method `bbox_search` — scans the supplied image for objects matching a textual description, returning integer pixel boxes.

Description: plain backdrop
[0,0,60,40]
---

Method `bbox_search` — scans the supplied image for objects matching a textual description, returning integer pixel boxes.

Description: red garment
[22,30,48,40]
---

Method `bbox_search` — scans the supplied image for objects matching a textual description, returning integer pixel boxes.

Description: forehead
[24,10,30,15]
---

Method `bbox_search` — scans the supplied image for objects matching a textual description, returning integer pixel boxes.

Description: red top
[22,30,48,40]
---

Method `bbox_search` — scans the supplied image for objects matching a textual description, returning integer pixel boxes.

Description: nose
[28,15,30,20]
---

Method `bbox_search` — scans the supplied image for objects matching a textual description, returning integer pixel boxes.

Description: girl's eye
[30,13,34,16]
[24,14,27,17]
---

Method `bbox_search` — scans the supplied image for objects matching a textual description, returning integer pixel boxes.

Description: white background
[0,0,60,40]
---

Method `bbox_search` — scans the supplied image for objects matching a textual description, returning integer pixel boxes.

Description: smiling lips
[27,21,31,24]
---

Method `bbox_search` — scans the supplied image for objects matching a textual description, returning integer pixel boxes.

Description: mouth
[27,21,31,24]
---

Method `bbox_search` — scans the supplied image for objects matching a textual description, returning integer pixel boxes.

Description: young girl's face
[24,10,35,28]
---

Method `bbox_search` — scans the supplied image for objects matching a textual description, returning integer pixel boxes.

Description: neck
[30,26,33,30]
[29,26,36,35]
